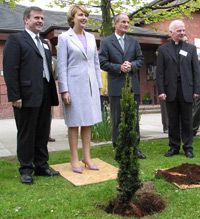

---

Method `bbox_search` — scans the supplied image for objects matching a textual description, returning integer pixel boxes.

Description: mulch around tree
[103,181,166,218]
[155,163,200,189]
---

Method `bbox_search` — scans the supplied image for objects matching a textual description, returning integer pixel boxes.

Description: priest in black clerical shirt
[156,20,200,159]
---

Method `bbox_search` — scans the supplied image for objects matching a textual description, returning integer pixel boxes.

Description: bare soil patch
[155,163,200,188]
[104,181,166,218]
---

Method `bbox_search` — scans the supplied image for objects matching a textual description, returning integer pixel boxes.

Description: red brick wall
[0,81,13,119]
[0,77,64,119]
[142,12,200,45]
[140,12,200,104]
[0,41,3,72]
[0,41,13,118]
[140,50,158,105]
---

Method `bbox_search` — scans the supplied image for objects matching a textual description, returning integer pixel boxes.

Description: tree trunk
[100,0,113,37]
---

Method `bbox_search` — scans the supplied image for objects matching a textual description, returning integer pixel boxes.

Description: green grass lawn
[1,137,200,218]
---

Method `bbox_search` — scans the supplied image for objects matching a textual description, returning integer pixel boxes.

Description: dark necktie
[35,36,50,82]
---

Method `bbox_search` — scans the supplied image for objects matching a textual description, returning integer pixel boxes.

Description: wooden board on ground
[173,183,200,189]
[50,158,118,186]
[156,167,200,189]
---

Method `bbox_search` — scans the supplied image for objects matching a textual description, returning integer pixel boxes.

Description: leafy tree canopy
[2,0,200,36]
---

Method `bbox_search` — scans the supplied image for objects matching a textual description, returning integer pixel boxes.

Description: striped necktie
[35,35,50,82]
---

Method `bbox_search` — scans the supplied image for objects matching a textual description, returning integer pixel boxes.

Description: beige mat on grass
[156,168,200,189]
[50,158,118,186]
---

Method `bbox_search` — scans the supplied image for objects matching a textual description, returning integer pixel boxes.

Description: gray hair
[113,13,128,22]
[169,20,184,32]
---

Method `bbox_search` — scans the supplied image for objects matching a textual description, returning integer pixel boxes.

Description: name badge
[43,44,49,50]
[179,49,187,57]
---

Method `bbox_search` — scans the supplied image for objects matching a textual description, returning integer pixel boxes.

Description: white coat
[57,28,103,127]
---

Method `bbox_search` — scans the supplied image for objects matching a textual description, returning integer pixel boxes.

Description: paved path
[0,113,198,158]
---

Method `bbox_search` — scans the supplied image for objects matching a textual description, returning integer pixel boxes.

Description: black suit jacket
[156,40,200,102]
[99,33,144,96]
[3,31,58,107]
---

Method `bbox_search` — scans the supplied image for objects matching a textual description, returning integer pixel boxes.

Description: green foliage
[0,0,20,8]
[87,19,102,33]
[100,0,113,37]
[46,0,200,36]
[143,91,151,101]
[115,75,141,203]
[138,0,200,26]
[79,0,196,35]
[91,110,112,141]
[4,0,200,37]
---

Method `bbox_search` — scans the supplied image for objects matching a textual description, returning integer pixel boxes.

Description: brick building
[0,3,170,118]
[140,12,200,46]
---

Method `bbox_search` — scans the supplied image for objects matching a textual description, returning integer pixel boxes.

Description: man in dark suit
[156,20,200,158]
[99,13,146,159]
[192,57,200,136]
[44,38,57,142]
[193,96,200,136]
[3,6,59,184]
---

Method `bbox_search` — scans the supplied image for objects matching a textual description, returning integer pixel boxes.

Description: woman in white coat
[57,5,102,173]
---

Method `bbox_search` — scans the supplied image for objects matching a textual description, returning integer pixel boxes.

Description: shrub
[91,110,112,141]
[115,75,142,203]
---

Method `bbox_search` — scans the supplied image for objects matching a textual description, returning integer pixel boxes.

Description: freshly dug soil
[104,181,166,218]
[155,163,200,186]
[102,163,200,217]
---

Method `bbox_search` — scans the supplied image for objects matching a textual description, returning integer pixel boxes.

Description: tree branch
[59,0,101,8]
[129,0,192,20]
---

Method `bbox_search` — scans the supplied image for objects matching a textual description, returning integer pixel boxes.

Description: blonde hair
[67,5,89,28]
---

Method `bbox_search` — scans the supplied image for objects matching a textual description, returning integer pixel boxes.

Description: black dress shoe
[35,168,60,176]
[185,151,194,158]
[48,137,56,142]
[21,174,33,185]
[138,149,146,159]
[164,149,179,157]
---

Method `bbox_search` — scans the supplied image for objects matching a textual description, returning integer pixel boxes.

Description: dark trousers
[14,80,51,175]
[160,99,168,132]
[100,95,109,113]
[193,96,200,135]
[166,81,193,152]
[109,95,140,145]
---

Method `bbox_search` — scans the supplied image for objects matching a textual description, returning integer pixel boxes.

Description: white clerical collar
[115,32,125,40]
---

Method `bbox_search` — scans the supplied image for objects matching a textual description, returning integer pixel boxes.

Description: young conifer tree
[115,75,142,203]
